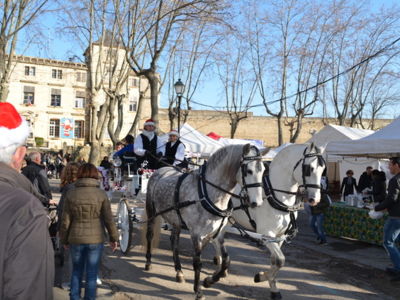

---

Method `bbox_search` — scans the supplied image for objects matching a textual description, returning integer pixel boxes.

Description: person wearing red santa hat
[134,118,164,169]
[0,102,54,300]
[160,129,188,168]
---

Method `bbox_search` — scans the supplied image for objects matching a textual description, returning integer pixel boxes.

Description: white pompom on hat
[143,118,155,127]
[168,129,179,137]
[0,102,30,148]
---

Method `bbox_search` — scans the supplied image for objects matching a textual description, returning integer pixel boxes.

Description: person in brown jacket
[0,102,54,300]
[59,163,118,300]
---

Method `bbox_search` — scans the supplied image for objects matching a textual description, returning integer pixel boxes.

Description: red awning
[207,132,222,140]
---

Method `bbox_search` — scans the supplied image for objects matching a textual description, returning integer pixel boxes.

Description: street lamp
[174,79,185,133]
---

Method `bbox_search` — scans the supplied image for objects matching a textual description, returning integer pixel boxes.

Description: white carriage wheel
[117,199,133,255]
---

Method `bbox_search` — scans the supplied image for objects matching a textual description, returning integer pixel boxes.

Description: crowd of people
[0,102,399,300]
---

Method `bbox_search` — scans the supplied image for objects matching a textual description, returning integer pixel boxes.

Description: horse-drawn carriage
[112,143,325,299]
[112,153,155,254]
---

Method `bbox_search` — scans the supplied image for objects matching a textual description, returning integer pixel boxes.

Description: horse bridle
[238,146,264,205]
[259,147,326,241]
[265,148,326,199]
[199,146,264,212]
[292,148,326,193]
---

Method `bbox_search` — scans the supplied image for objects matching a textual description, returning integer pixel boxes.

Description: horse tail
[141,193,161,251]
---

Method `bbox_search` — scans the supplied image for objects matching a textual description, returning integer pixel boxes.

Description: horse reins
[260,148,326,242]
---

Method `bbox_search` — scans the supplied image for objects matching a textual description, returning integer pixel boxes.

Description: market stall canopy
[219,137,264,149]
[307,124,374,148]
[263,143,292,160]
[326,118,400,158]
[160,123,223,158]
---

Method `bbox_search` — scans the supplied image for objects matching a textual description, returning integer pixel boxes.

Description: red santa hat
[168,129,179,137]
[0,102,30,148]
[143,119,155,127]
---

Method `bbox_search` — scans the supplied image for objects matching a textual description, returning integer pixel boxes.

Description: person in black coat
[358,166,373,193]
[22,151,55,205]
[340,169,358,198]
[365,169,387,203]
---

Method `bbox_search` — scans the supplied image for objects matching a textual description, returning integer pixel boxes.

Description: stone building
[6,44,151,150]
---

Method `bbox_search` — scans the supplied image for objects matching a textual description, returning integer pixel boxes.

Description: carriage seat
[121,154,138,178]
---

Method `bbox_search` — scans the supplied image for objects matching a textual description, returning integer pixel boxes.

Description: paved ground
[51,179,400,300]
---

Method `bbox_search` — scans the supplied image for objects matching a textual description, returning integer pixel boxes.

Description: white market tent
[307,124,379,185]
[263,143,292,160]
[307,124,374,149]
[326,118,400,158]
[218,137,264,149]
[160,123,223,158]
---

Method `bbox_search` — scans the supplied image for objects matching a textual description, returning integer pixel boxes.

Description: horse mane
[207,144,244,179]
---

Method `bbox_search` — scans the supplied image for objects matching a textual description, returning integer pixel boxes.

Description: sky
[18,0,400,118]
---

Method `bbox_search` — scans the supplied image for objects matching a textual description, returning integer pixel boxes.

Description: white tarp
[160,123,223,158]
[218,137,264,149]
[307,124,374,149]
[263,143,292,160]
[307,124,379,183]
[326,118,400,158]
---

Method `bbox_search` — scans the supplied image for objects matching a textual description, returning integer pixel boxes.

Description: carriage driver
[134,119,164,169]
[161,129,188,169]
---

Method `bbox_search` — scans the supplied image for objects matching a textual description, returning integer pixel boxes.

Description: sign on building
[61,118,74,138]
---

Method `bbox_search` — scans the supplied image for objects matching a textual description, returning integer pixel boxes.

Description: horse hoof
[145,264,152,271]
[203,277,213,288]
[221,270,228,278]
[254,273,261,283]
[195,291,205,300]
[270,291,282,300]
[176,273,185,283]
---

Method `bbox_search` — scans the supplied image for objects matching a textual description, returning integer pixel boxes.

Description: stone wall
[156,109,392,147]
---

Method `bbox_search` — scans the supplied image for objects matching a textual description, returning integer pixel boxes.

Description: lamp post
[174,78,185,133]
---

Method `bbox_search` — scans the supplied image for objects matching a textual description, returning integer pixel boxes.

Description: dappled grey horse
[144,144,268,300]
[230,143,325,299]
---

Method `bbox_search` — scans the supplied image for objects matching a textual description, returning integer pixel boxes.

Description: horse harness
[169,146,264,238]
[244,148,326,244]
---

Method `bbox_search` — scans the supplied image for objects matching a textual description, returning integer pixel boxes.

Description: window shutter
[51,88,61,95]
[76,90,86,98]
[24,86,35,93]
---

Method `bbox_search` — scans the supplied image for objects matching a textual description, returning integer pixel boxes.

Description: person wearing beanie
[161,129,188,168]
[133,119,164,169]
[0,102,54,300]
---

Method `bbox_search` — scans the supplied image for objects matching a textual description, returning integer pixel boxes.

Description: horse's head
[293,143,325,206]
[236,144,268,208]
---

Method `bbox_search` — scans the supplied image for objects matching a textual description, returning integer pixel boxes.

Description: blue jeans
[70,243,104,300]
[383,217,400,270]
[310,213,326,243]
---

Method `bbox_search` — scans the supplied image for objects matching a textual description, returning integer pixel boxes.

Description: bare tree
[247,0,304,146]
[215,38,256,138]
[0,0,48,102]
[120,0,225,129]
[165,20,219,130]
[60,0,134,163]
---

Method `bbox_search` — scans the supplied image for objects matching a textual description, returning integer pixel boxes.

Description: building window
[75,97,85,108]
[50,89,61,106]
[25,66,36,76]
[75,91,86,108]
[76,72,87,82]
[52,69,62,79]
[49,119,60,137]
[23,86,35,105]
[129,97,137,112]
[129,77,138,87]
[75,120,84,138]
[27,120,33,138]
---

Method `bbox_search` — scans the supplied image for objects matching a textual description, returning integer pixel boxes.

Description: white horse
[229,143,325,300]
[144,144,268,300]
